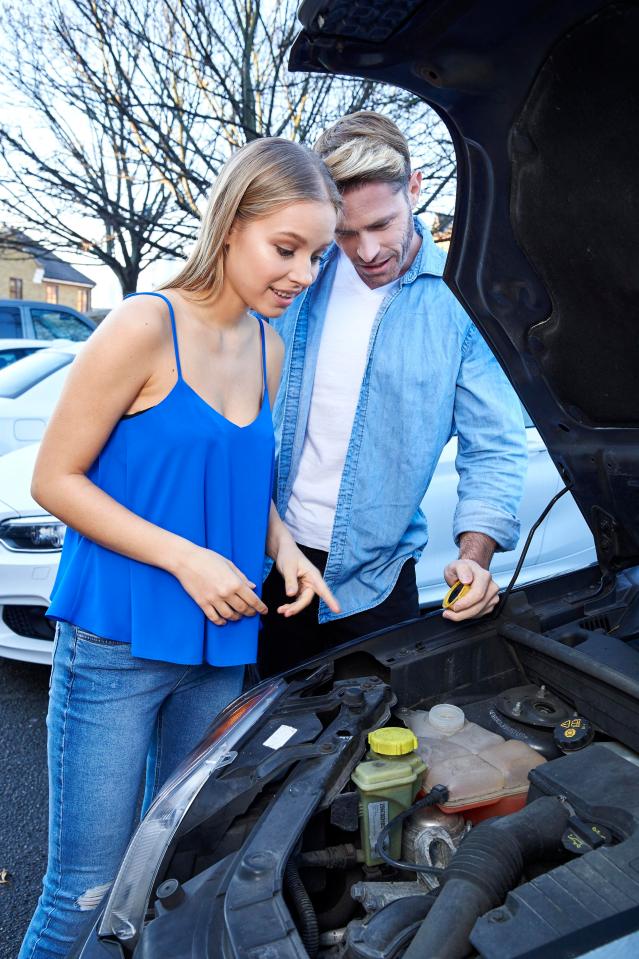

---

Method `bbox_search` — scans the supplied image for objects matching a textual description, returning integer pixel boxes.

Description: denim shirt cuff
[453,498,521,552]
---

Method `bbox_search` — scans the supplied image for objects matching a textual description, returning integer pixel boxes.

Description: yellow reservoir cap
[368,726,418,756]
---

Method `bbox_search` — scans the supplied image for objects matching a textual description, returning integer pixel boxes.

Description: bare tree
[0,2,196,293]
[0,0,456,294]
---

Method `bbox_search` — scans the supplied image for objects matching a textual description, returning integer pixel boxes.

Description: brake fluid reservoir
[352,727,426,866]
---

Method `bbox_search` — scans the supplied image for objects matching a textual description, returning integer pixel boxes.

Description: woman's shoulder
[95,293,174,351]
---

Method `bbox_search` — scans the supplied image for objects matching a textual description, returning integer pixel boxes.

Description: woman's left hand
[274,539,341,617]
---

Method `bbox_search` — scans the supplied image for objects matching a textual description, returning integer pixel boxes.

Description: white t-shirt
[285,252,399,550]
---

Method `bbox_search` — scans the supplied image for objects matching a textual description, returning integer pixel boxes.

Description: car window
[0,350,74,398]
[0,307,22,338]
[0,347,35,369]
[31,308,93,341]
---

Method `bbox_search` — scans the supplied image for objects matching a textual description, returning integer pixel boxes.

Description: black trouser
[257,545,419,677]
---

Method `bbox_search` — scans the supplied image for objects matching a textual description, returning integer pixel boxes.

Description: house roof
[1,230,95,288]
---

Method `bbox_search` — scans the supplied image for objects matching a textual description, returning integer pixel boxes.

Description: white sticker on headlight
[263,724,297,749]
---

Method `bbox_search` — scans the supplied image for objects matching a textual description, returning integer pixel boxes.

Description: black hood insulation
[292,0,639,574]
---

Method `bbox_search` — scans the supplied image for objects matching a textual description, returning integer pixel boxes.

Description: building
[0,231,95,312]
[431,212,453,251]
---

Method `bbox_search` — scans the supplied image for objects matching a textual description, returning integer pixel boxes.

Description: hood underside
[292,0,639,575]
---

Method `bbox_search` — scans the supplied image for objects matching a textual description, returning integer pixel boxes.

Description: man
[259,112,527,675]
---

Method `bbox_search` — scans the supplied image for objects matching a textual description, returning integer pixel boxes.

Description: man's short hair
[314,112,412,192]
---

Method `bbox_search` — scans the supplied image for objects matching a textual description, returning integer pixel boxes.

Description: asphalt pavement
[0,657,49,959]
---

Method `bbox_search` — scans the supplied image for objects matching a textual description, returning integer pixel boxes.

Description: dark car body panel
[291,0,639,577]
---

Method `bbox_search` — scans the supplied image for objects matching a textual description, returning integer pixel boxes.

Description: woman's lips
[270,286,299,305]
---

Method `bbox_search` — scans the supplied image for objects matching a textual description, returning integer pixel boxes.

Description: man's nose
[357,234,380,263]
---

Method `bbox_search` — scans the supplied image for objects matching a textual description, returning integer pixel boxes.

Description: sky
[83,259,180,309]
[0,8,452,312]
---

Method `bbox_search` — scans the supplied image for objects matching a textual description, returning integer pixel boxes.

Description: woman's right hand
[174,544,268,625]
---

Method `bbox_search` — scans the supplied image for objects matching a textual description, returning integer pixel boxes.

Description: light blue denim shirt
[271,220,527,622]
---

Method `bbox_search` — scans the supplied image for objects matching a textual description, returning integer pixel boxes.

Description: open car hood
[291,0,639,577]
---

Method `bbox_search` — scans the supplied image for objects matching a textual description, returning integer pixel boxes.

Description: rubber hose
[285,861,319,958]
[402,796,569,959]
[298,844,359,869]
[345,892,438,959]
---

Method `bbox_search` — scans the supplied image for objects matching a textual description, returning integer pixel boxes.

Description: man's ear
[407,170,422,209]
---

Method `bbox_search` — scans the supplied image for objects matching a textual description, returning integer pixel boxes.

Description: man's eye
[276,246,294,257]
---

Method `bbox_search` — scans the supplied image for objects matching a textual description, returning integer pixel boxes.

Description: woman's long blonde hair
[165,137,340,297]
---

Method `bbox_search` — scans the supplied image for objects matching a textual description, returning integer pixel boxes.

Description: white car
[0,427,596,665]
[417,412,597,604]
[0,338,63,371]
[0,341,82,455]
[0,444,64,663]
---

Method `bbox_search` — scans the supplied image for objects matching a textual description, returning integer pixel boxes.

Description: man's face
[334,172,422,289]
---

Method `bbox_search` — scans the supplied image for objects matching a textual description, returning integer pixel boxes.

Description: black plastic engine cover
[471,745,639,957]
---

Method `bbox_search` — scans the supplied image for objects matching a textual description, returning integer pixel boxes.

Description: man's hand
[442,531,499,621]
[274,537,341,618]
[442,559,499,620]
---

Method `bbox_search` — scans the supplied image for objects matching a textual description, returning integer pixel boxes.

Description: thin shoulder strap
[124,291,182,380]
[257,316,268,398]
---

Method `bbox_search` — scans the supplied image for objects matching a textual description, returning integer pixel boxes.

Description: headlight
[98,677,286,945]
[0,515,66,551]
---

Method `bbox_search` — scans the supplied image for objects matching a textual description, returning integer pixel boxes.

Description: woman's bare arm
[33,299,187,570]
[32,300,266,624]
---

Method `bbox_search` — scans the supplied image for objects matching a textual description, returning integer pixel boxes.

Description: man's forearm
[458,531,497,570]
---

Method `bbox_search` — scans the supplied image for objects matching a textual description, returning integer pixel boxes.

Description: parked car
[0,338,64,370]
[0,298,95,341]
[0,344,596,664]
[0,339,597,665]
[0,445,63,662]
[0,420,596,665]
[0,341,81,455]
[67,2,639,958]
[416,408,596,604]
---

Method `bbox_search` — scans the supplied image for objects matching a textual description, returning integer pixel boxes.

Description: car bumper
[0,546,58,664]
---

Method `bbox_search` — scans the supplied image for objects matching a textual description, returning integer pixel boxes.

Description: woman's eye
[311,255,322,264]
[276,246,294,258]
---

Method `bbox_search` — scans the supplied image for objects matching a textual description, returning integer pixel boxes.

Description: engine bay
[127,565,639,959]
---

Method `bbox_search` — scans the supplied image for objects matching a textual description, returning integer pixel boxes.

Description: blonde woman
[20,137,341,959]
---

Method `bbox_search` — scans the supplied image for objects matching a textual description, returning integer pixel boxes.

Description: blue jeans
[19,622,244,959]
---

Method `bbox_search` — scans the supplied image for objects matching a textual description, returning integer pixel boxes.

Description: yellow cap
[368,727,418,756]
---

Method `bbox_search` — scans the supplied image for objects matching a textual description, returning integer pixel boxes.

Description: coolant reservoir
[352,727,426,866]
[400,704,546,823]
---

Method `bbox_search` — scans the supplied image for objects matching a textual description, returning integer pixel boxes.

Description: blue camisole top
[47,292,275,667]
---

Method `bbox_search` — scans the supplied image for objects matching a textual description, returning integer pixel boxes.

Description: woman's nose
[288,257,314,288]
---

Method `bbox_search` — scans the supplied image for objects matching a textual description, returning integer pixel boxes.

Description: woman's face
[224,200,337,316]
